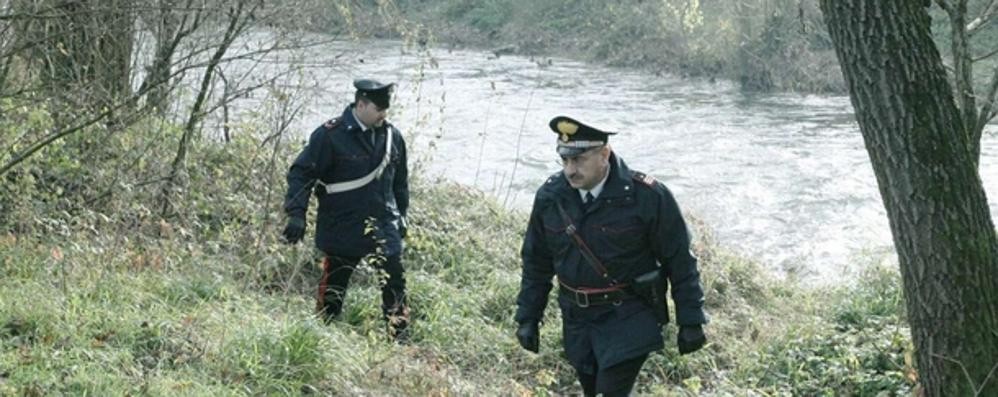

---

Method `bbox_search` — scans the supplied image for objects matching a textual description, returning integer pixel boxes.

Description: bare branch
[930,353,983,396]
[980,361,998,397]
[0,25,242,177]
[0,4,211,21]
[161,0,262,216]
[0,50,201,175]
[973,46,998,62]
[967,0,998,35]
[0,108,114,176]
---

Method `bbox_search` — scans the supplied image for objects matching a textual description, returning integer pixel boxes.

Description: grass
[0,99,914,394]
[0,188,914,395]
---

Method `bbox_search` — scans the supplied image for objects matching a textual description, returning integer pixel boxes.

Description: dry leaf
[51,246,64,262]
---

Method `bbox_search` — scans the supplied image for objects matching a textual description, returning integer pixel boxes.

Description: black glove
[516,321,539,353]
[677,324,706,355]
[399,216,408,239]
[282,216,305,244]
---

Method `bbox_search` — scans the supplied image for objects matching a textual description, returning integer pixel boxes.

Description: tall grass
[1,98,914,394]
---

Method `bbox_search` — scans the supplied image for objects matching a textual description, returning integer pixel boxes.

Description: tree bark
[820,1,998,395]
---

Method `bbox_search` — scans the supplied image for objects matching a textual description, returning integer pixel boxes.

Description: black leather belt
[559,286,632,307]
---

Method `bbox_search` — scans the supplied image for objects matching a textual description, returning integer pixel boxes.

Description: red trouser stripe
[316,257,331,313]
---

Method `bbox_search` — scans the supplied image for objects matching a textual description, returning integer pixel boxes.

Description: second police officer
[282,79,411,341]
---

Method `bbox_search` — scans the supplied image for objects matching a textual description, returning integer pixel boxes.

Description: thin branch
[967,0,998,35]
[931,353,979,395]
[0,4,212,22]
[0,108,114,176]
[83,176,170,207]
[1,0,311,179]
[136,0,201,98]
[931,352,998,395]
[161,0,258,216]
[0,27,208,176]
[259,101,304,147]
[197,74,281,123]
[973,46,998,62]
[978,361,998,396]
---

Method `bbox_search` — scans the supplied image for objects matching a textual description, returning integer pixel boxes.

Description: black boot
[385,305,410,344]
[316,288,347,324]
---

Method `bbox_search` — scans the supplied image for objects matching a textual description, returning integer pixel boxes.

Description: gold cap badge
[557,120,579,142]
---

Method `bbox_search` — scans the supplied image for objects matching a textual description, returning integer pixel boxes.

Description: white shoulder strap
[317,129,393,194]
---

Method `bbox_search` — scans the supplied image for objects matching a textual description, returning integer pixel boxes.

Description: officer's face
[561,145,610,190]
[356,99,388,127]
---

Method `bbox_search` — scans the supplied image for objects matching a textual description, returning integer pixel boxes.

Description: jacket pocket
[330,153,373,180]
[541,210,572,256]
[592,217,644,253]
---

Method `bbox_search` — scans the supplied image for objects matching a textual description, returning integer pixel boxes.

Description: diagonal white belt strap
[317,129,393,194]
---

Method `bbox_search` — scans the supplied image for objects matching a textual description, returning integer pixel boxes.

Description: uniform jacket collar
[340,105,364,132]
[339,104,388,153]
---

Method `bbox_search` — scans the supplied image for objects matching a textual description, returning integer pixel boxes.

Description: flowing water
[224,37,998,281]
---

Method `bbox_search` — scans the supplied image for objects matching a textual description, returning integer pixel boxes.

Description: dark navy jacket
[515,153,706,370]
[284,105,409,257]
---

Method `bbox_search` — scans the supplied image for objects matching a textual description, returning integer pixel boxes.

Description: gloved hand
[677,324,706,355]
[399,216,408,239]
[282,216,305,244]
[676,324,707,355]
[516,321,539,353]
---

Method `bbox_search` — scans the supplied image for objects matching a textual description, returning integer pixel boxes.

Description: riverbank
[321,0,847,93]
[0,110,913,394]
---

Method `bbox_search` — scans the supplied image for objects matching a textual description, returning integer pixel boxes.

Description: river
[226,38,998,281]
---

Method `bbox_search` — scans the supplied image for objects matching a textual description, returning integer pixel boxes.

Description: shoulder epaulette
[322,117,341,129]
[543,171,563,186]
[632,171,656,186]
[536,173,562,198]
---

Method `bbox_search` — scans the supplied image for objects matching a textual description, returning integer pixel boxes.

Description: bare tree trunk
[139,0,201,114]
[820,1,998,395]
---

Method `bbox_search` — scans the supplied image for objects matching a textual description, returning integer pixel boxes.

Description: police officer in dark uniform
[514,116,708,396]
[282,78,410,340]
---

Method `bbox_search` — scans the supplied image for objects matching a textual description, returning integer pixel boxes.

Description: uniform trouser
[315,254,407,327]
[576,353,648,397]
